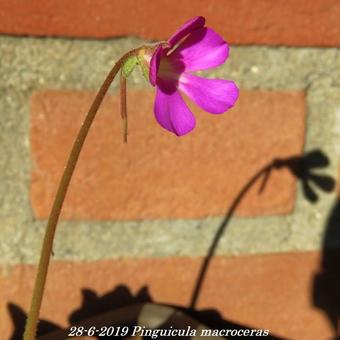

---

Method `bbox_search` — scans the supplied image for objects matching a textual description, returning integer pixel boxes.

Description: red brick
[0,0,340,46]
[30,89,305,220]
[0,252,335,339]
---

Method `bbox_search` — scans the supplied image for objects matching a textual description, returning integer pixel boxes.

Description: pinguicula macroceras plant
[23,16,239,340]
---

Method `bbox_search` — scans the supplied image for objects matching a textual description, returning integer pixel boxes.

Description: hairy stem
[23,48,139,340]
[120,70,128,143]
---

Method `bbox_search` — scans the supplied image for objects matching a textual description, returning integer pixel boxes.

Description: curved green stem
[23,48,139,340]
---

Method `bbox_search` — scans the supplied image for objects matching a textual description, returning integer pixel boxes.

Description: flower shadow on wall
[8,150,334,340]
[190,149,335,308]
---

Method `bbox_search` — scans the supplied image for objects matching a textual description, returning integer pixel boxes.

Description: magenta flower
[149,16,239,136]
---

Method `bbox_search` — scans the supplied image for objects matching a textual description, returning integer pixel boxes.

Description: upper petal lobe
[168,16,205,47]
[170,28,229,72]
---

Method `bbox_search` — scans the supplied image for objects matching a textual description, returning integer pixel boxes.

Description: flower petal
[170,28,229,72]
[179,73,239,114]
[168,16,205,47]
[149,45,163,86]
[154,85,196,136]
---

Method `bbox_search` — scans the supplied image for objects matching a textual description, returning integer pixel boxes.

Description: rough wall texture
[30,90,305,220]
[0,0,340,46]
[1,2,340,339]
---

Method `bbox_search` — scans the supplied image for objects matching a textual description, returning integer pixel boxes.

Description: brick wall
[1,2,340,339]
